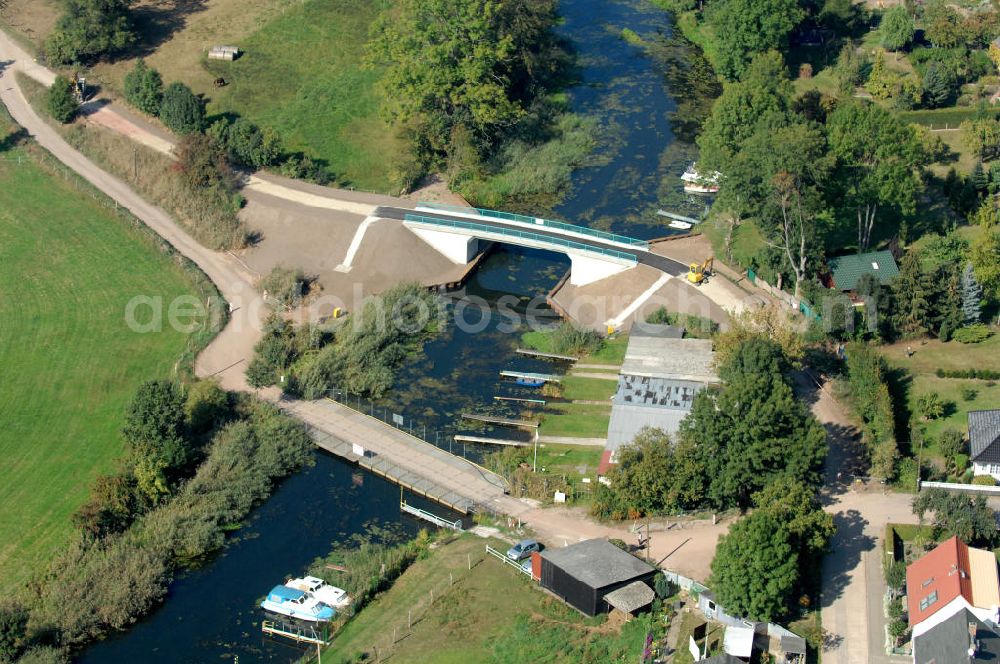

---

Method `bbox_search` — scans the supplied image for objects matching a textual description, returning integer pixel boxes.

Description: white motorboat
[286,576,352,609]
[668,219,692,230]
[681,163,720,194]
[260,585,335,622]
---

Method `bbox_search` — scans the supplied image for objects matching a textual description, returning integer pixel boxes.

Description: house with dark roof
[536,538,657,616]
[906,536,1000,630]
[825,250,899,294]
[969,410,1000,481]
[913,605,1000,664]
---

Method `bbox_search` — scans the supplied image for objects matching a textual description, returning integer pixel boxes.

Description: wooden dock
[500,370,561,383]
[494,395,546,405]
[461,413,539,428]
[277,398,514,515]
[515,348,578,361]
[401,500,464,531]
[454,435,529,447]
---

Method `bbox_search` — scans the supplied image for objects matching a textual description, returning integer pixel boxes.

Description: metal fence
[417,201,649,248]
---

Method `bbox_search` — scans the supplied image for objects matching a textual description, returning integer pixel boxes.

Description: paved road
[375,205,689,276]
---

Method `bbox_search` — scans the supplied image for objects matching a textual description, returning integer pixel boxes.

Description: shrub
[123,60,163,115]
[159,83,205,135]
[184,379,229,434]
[961,386,979,402]
[887,598,904,620]
[645,308,719,338]
[888,618,909,639]
[210,118,283,169]
[47,76,78,124]
[175,134,233,190]
[885,561,906,592]
[845,344,899,480]
[260,266,312,308]
[972,474,997,486]
[938,429,965,459]
[654,572,678,599]
[935,367,1000,380]
[548,323,603,357]
[917,392,946,420]
[953,323,993,344]
[0,601,28,662]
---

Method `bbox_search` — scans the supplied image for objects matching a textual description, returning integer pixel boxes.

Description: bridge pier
[409,227,480,264]
[569,254,633,286]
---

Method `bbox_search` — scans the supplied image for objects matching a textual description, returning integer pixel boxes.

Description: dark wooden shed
[538,539,657,616]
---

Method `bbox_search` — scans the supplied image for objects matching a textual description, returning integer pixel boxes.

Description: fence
[919,480,1000,495]
[417,201,649,248]
[404,213,640,263]
[746,268,800,310]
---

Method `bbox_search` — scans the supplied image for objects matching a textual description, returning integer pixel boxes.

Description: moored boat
[286,576,352,609]
[681,163,720,194]
[516,377,546,388]
[260,585,335,622]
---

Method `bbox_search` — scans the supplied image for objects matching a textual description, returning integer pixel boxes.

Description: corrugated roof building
[600,325,718,474]
[538,539,657,616]
[826,250,899,291]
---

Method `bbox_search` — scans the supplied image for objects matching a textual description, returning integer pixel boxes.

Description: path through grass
[0,117,200,592]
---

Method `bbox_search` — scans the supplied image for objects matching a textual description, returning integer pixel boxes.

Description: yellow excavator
[687,257,714,285]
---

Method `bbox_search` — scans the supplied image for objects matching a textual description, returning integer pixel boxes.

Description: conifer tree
[962,262,984,324]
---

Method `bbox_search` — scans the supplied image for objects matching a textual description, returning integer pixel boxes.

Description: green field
[881,334,1000,458]
[204,0,405,192]
[539,402,612,438]
[326,535,651,663]
[0,119,202,591]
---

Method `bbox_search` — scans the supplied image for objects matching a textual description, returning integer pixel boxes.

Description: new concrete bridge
[373,203,688,286]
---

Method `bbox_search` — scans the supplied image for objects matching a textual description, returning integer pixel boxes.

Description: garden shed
[538,538,657,616]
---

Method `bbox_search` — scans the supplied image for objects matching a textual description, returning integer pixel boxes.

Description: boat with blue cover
[260,585,335,622]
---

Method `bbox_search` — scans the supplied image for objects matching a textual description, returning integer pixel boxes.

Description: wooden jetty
[515,348,578,361]
[656,209,701,225]
[461,412,539,428]
[494,395,546,405]
[500,370,561,384]
[262,620,328,646]
[454,435,529,447]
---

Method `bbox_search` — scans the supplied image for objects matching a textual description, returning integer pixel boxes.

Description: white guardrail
[919,480,1000,495]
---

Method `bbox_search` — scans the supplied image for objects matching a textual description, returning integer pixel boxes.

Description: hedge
[935,368,1000,380]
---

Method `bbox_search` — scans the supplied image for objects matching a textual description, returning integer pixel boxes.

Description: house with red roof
[906,537,1000,638]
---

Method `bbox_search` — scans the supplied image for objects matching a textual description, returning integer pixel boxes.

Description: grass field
[202,0,405,192]
[539,402,612,438]
[0,117,204,592]
[326,535,651,663]
[881,334,1000,458]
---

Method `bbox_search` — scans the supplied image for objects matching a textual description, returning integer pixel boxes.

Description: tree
[924,0,963,48]
[961,116,1000,160]
[367,0,559,160]
[913,488,998,546]
[211,118,284,169]
[891,250,935,336]
[917,392,946,420]
[827,101,927,250]
[698,52,794,172]
[0,601,27,663]
[751,478,834,558]
[123,59,163,115]
[962,262,984,323]
[970,224,1000,304]
[705,0,804,80]
[938,428,965,460]
[834,43,865,96]
[922,62,955,108]
[45,0,136,64]
[713,303,804,368]
[47,75,78,124]
[681,339,827,508]
[970,160,989,193]
[175,133,232,190]
[121,379,192,503]
[880,6,914,52]
[710,512,799,621]
[159,82,205,135]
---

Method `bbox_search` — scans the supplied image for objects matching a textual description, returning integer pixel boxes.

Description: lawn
[539,402,612,438]
[0,117,202,592]
[326,535,651,663]
[881,333,1000,456]
[202,0,406,192]
[559,375,617,401]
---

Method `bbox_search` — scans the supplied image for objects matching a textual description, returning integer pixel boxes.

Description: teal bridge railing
[404,213,639,264]
[416,202,649,249]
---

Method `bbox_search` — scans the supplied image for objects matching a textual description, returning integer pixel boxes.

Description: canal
[79,0,715,660]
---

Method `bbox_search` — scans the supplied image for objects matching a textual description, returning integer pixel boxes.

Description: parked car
[506,539,540,561]
[520,558,533,574]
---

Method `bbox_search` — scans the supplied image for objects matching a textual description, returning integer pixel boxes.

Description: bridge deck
[278,398,510,514]
[373,206,687,277]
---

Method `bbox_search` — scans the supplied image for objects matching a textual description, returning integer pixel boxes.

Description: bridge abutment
[409,227,480,264]
[569,254,634,286]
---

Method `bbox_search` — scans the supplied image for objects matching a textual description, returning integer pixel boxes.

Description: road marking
[336,215,381,272]
[604,273,672,328]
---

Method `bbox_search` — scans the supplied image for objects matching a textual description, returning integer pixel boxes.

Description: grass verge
[539,402,612,438]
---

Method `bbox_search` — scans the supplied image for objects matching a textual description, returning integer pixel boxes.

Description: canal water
[79,0,716,661]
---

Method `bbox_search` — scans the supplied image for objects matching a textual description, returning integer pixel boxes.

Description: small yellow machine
[687,257,714,285]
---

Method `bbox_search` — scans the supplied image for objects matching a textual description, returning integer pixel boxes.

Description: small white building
[969,410,1000,480]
